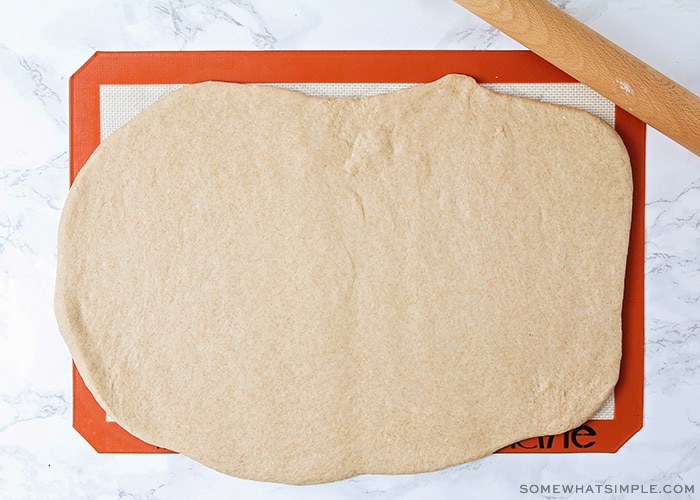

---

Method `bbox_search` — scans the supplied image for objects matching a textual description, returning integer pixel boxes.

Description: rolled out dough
[55,75,632,484]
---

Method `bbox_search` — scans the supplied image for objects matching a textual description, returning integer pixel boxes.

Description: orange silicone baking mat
[69,51,644,455]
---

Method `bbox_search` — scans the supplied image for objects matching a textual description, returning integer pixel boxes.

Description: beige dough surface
[55,75,633,484]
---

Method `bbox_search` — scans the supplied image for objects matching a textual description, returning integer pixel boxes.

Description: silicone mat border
[68,50,645,455]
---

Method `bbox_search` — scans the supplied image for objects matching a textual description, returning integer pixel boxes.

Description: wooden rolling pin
[452,0,700,157]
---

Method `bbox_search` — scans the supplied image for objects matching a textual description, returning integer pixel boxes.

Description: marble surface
[1,1,698,498]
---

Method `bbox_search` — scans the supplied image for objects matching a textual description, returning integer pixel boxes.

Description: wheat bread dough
[55,75,632,484]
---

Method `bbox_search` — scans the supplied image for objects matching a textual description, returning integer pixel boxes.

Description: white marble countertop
[1,1,698,498]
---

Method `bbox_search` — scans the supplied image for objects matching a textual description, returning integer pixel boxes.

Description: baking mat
[69,51,644,456]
